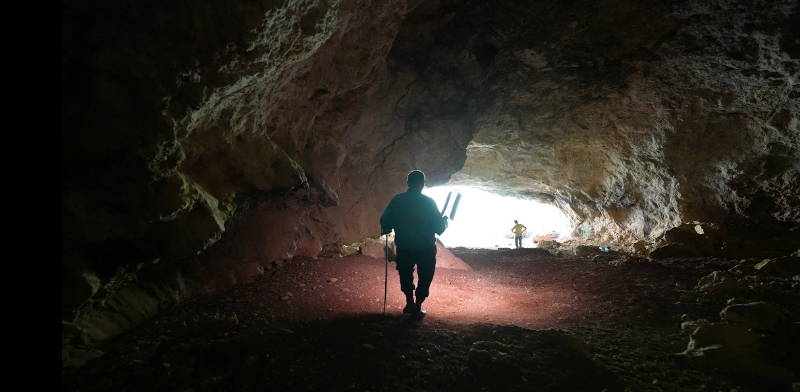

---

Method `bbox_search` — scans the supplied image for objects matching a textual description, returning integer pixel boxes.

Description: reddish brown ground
[62,248,799,392]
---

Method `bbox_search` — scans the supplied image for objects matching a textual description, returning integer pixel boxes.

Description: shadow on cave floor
[62,248,799,392]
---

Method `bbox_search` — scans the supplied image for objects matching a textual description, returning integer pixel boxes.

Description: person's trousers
[395,246,437,300]
[515,236,522,248]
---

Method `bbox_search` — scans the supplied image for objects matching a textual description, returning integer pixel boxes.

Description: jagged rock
[754,256,800,276]
[728,260,758,275]
[467,340,521,380]
[61,321,101,369]
[62,345,105,369]
[532,232,559,243]
[648,242,704,259]
[436,241,473,271]
[341,244,359,256]
[465,329,618,389]
[575,246,606,257]
[682,323,794,387]
[680,318,710,333]
[632,241,650,255]
[358,241,388,259]
[696,271,747,292]
[363,239,472,271]
[720,302,783,331]
[651,224,800,260]
[722,226,800,259]
[662,223,727,248]
[536,240,561,249]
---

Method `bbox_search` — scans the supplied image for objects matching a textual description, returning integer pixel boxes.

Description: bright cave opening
[424,185,573,249]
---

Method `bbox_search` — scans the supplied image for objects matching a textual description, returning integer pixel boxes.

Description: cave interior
[62,0,799,390]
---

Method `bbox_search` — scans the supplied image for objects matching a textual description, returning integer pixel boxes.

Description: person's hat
[407,170,425,186]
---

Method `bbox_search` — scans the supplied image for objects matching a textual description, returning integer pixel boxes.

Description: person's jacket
[380,187,447,250]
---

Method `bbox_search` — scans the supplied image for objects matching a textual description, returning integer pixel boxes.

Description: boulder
[632,240,650,255]
[696,271,747,292]
[682,323,794,387]
[532,232,559,243]
[366,239,472,271]
[754,256,800,276]
[536,240,561,249]
[663,223,727,248]
[648,243,704,259]
[720,302,783,331]
[436,241,473,271]
[575,245,606,257]
[728,260,758,275]
[680,318,710,333]
[358,241,389,259]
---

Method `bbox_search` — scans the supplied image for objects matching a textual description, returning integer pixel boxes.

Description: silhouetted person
[511,220,527,249]
[380,170,448,319]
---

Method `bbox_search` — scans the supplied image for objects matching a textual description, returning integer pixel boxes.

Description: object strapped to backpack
[440,191,462,220]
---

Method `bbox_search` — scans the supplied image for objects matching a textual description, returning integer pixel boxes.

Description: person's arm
[429,198,448,235]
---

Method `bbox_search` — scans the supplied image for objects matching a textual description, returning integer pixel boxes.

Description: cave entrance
[424,185,573,249]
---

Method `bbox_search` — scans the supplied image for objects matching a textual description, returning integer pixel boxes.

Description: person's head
[407,170,425,189]
[514,220,518,224]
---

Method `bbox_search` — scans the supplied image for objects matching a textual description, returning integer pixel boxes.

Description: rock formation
[62,0,799,349]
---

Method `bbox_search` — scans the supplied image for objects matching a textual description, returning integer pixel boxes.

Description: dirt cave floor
[62,248,799,392]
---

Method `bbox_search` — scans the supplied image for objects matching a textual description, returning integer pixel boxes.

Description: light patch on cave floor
[424,185,573,249]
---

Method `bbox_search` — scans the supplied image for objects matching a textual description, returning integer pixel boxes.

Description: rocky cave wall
[439,0,800,244]
[62,0,799,347]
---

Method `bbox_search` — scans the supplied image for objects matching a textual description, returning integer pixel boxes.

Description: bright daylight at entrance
[424,185,573,249]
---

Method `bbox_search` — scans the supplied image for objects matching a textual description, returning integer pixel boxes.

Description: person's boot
[402,294,415,314]
[412,298,426,319]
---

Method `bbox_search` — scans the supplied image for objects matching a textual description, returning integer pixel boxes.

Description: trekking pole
[383,233,388,316]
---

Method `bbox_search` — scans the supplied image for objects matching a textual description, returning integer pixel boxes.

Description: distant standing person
[380,170,449,319]
[511,220,527,249]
